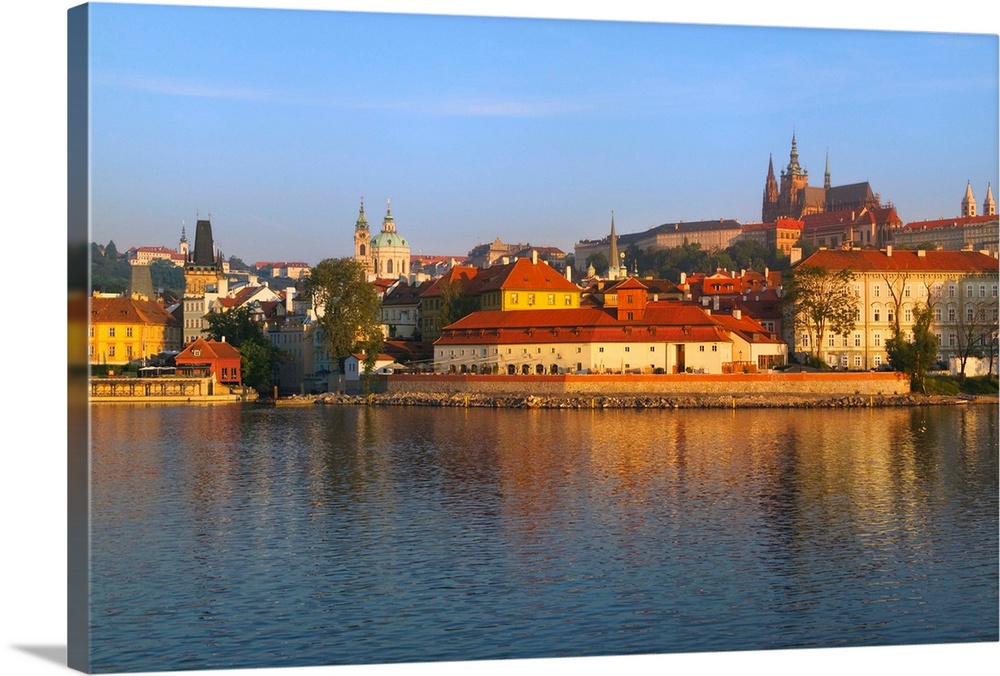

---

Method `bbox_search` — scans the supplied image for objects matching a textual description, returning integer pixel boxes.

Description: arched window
[359,244,366,256]
[387,258,393,275]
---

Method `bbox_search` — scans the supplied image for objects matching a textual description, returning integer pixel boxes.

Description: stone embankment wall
[380,372,910,397]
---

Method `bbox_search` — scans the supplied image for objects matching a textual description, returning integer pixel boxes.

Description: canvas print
[68,2,998,674]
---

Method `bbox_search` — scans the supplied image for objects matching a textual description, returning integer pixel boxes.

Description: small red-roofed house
[175,338,242,385]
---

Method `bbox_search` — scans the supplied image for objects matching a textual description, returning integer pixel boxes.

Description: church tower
[962,181,977,217]
[762,154,779,222]
[823,150,831,190]
[370,199,410,280]
[777,132,809,219]
[353,198,374,276]
[607,211,627,280]
[983,183,996,216]
[178,222,189,259]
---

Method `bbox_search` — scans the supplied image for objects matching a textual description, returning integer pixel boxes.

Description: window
[904,308,912,323]
[650,346,656,352]
[126,327,133,338]
[854,355,862,368]
[564,295,572,306]
[109,327,115,338]
[109,346,115,357]
[966,284,974,297]
[842,336,849,347]
[89,327,94,338]
[948,308,956,322]
[527,294,535,305]
[904,285,911,298]
[699,345,705,352]
[625,346,630,352]
[711,345,718,352]
[993,285,998,298]
[887,309,894,323]
[949,334,956,347]
[948,285,955,298]
[577,347,582,353]
[801,334,810,347]
[967,307,975,322]
[828,334,835,347]
[935,308,942,322]
[980,285,987,298]
[854,334,861,347]
[874,309,881,322]
[874,333,881,347]
[854,285,861,298]
[874,285,881,298]
[599,347,605,353]
[874,355,882,367]
[511,293,518,304]
[548,294,555,305]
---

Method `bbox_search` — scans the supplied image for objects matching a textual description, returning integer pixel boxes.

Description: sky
[3,4,1000,676]
[80,1,998,266]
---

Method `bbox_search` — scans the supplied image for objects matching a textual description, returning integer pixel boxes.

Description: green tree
[782,264,857,363]
[438,278,479,329]
[149,259,185,297]
[203,305,285,394]
[227,255,251,271]
[585,252,609,276]
[886,304,939,393]
[305,258,384,373]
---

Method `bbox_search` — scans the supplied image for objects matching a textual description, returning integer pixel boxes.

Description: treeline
[586,238,815,281]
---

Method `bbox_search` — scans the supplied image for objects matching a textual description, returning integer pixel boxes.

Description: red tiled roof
[90,297,179,327]
[176,337,241,361]
[467,257,578,294]
[900,214,998,231]
[801,248,998,273]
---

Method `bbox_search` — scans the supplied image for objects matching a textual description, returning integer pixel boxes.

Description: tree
[227,255,251,272]
[886,304,939,393]
[203,305,285,394]
[304,258,384,373]
[953,292,997,379]
[437,278,478,329]
[782,264,857,363]
[149,259,185,297]
[585,252,609,276]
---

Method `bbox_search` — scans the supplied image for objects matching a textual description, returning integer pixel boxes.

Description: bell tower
[353,197,374,276]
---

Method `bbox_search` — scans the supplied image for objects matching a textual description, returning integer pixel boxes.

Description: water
[87,404,999,672]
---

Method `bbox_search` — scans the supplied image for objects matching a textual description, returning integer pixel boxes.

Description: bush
[923,376,960,396]
[961,376,999,395]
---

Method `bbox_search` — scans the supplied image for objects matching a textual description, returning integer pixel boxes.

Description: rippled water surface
[88,404,998,672]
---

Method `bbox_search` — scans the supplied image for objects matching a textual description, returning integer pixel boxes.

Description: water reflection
[89,404,998,671]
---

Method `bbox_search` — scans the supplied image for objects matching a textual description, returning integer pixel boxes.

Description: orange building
[174,338,242,385]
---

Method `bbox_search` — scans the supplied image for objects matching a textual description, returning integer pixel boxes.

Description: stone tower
[983,183,996,216]
[961,181,977,218]
[777,132,809,218]
[353,198,374,276]
[183,218,222,298]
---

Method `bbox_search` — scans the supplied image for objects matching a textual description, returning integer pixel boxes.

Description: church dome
[372,231,409,248]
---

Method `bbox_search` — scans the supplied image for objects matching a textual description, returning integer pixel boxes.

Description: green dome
[372,232,409,248]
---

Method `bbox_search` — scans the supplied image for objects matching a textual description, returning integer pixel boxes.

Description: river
[86,404,998,672]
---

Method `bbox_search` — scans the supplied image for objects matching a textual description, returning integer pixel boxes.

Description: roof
[90,297,179,327]
[372,231,409,248]
[382,279,434,306]
[800,248,999,273]
[175,337,241,362]
[900,214,998,232]
[466,257,579,294]
[436,303,732,346]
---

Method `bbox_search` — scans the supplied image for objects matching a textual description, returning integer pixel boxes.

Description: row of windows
[508,293,574,306]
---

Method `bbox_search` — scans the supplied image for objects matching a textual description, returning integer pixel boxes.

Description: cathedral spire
[786,132,802,176]
[983,183,995,216]
[355,196,369,230]
[824,150,831,190]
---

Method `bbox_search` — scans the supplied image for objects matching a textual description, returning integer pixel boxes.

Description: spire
[355,196,369,230]
[608,211,622,279]
[762,153,779,221]
[786,131,802,175]
[824,150,830,190]
[984,183,996,216]
[192,217,216,267]
[382,198,396,233]
[962,181,977,217]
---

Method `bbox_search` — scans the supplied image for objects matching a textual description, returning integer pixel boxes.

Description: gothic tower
[983,183,996,216]
[962,181,977,217]
[184,218,221,297]
[777,132,809,219]
[353,197,374,276]
[823,150,831,190]
[762,154,779,222]
[178,222,189,258]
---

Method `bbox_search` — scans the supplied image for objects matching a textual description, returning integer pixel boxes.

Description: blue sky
[83,2,999,266]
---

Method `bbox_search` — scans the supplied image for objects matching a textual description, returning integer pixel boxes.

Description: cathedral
[353,198,411,281]
[762,133,881,222]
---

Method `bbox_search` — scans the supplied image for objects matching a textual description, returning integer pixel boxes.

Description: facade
[174,337,242,385]
[740,218,804,257]
[800,206,903,250]
[90,296,182,366]
[761,134,883,222]
[790,248,999,369]
[434,300,785,376]
[381,279,432,339]
[893,214,999,256]
[125,246,186,267]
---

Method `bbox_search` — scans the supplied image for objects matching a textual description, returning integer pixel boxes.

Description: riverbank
[275,391,998,409]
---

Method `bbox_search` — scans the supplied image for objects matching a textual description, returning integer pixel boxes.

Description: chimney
[565,266,572,282]
[790,247,802,265]
[713,296,719,311]
[733,309,742,320]
[917,249,926,258]
[886,245,893,257]
[221,335,226,342]
[680,271,687,285]
[286,288,295,313]
[532,250,538,265]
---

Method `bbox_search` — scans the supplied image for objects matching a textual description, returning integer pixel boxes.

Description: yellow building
[89,296,182,366]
